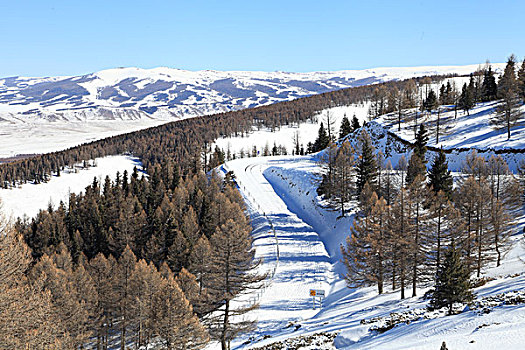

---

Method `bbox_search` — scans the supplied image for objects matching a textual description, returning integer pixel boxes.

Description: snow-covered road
[222,157,334,347]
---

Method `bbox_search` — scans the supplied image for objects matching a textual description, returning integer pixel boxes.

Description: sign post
[309,289,325,309]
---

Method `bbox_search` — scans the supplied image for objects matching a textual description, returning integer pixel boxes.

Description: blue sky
[1,0,523,77]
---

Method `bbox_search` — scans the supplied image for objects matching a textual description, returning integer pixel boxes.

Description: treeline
[10,167,263,349]
[325,126,519,300]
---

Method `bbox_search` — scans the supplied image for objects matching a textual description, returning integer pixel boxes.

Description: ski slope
[220,154,525,350]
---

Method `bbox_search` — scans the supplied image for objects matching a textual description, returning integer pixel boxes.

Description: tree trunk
[436,111,440,144]
[476,209,483,278]
[412,204,419,297]
[496,233,501,267]
[436,214,441,269]
[400,270,405,299]
[121,325,126,350]
[507,117,511,140]
[221,300,230,350]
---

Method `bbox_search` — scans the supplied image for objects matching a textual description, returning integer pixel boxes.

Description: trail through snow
[222,157,334,348]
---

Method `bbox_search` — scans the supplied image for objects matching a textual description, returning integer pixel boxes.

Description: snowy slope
[380,101,525,152]
[0,64,503,158]
[219,154,525,350]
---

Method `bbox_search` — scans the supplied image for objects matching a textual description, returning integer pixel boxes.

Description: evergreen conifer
[430,246,474,315]
[424,90,438,113]
[339,115,352,139]
[313,123,330,152]
[482,65,498,102]
[351,114,361,132]
[413,124,429,161]
[428,149,453,198]
[518,58,525,102]
[356,130,378,195]
[459,83,474,115]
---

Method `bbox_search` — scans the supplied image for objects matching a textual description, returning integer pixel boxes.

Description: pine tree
[428,149,453,199]
[444,81,453,104]
[188,235,212,294]
[356,130,379,195]
[430,246,474,315]
[390,188,414,299]
[342,193,390,294]
[30,253,92,347]
[406,153,426,187]
[518,58,525,102]
[154,274,208,350]
[468,74,478,104]
[406,124,429,186]
[0,220,70,348]
[115,245,137,350]
[407,175,432,297]
[313,123,330,152]
[89,252,116,349]
[130,259,163,348]
[175,267,210,320]
[459,83,474,116]
[455,175,492,276]
[317,142,338,199]
[482,65,498,102]
[428,190,462,271]
[413,124,428,160]
[339,114,352,139]
[167,229,190,272]
[423,89,438,113]
[493,54,521,140]
[351,114,361,132]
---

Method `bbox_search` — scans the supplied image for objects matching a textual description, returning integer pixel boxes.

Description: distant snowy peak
[0,64,504,123]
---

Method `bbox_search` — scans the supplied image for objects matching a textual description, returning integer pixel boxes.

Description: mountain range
[0,64,498,123]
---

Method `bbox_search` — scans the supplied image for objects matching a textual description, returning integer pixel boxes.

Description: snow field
[0,118,172,158]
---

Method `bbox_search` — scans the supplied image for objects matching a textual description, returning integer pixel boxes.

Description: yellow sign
[310,289,316,296]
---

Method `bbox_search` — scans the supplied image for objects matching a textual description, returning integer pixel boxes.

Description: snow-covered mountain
[0,64,501,123]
